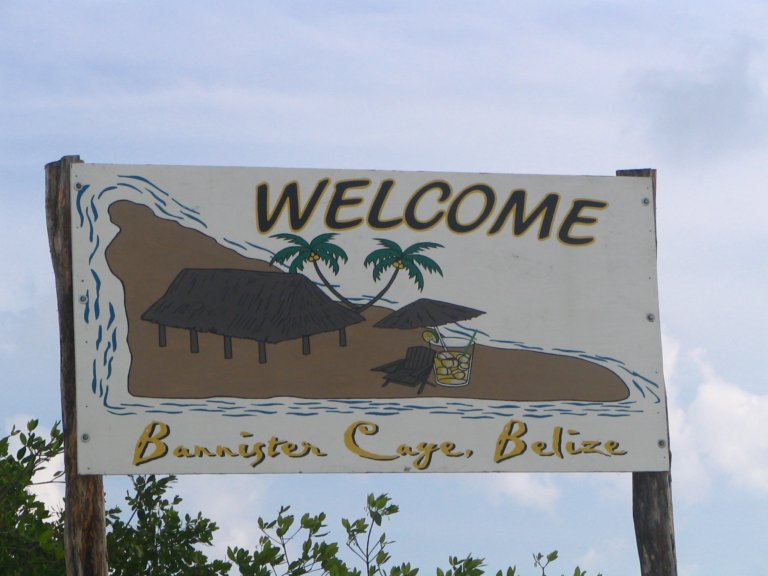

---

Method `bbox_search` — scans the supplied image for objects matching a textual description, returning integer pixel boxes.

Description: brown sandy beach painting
[106,200,628,402]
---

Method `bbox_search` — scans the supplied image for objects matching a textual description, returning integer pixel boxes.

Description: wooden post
[224,335,233,359]
[617,169,677,576]
[46,156,108,576]
[189,329,199,353]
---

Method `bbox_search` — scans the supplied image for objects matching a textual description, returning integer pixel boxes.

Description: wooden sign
[70,164,668,473]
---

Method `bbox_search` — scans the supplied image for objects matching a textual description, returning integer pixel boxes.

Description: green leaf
[546,550,558,562]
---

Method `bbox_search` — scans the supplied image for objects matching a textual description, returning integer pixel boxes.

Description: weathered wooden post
[617,169,677,576]
[46,155,108,576]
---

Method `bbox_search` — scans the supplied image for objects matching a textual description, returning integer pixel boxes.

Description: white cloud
[663,334,768,501]
[687,353,768,493]
[176,475,272,558]
[484,473,561,514]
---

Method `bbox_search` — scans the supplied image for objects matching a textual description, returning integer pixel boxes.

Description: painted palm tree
[269,233,356,308]
[360,239,443,312]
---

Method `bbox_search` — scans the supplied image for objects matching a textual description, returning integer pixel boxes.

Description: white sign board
[71,164,668,473]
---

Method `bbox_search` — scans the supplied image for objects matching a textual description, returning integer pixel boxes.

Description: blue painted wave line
[598,413,630,418]
[89,195,99,221]
[223,237,248,250]
[446,401,473,406]
[552,347,585,353]
[107,357,113,379]
[443,327,475,339]
[207,399,237,405]
[245,242,275,256]
[463,415,493,420]
[402,404,447,410]
[453,322,491,337]
[75,184,89,226]
[244,409,277,414]
[146,409,183,414]
[122,402,153,407]
[180,210,208,228]
[171,196,200,214]
[617,365,659,388]
[190,408,225,413]
[485,411,516,417]
[286,412,319,416]
[161,401,207,407]
[489,404,520,409]
[369,401,400,406]
[154,202,182,220]
[119,175,170,197]
[97,185,118,200]
[247,402,283,407]
[85,205,94,242]
[108,410,137,416]
[431,411,464,415]
[96,326,103,350]
[327,410,355,414]
[562,401,604,406]
[293,400,323,405]
[102,341,111,366]
[91,361,97,393]
[363,411,398,416]
[98,378,103,397]
[633,380,647,398]
[330,399,369,405]
[525,414,554,419]
[359,295,398,305]
[107,304,116,330]
[88,236,100,265]
[647,387,661,404]
[90,270,101,320]
[102,388,123,409]
[222,413,252,418]
[144,186,168,206]
[593,355,626,365]
[116,182,144,196]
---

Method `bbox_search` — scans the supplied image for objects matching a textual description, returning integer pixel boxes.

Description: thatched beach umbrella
[373,298,485,330]
[142,268,364,363]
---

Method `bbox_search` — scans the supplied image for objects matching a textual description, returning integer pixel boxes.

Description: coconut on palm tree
[360,239,443,312]
[269,233,356,308]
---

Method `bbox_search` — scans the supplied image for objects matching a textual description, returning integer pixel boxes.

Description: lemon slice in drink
[422,330,439,344]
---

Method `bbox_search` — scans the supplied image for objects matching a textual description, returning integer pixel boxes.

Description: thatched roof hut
[142,268,364,362]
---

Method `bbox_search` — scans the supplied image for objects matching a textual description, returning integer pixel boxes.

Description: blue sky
[2,2,767,574]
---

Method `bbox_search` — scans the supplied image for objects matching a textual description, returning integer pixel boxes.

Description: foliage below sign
[70,164,668,474]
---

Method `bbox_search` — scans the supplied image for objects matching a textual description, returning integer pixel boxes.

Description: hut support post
[258,342,267,364]
[618,169,677,576]
[158,324,167,347]
[224,336,232,359]
[302,335,310,355]
[189,329,199,353]
[339,327,347,347]
[46,155,108,576]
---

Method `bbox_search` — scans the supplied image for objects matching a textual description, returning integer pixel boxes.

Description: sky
[2,1,767,574]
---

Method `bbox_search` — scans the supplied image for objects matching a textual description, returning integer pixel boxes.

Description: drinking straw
[462,329,478,355]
